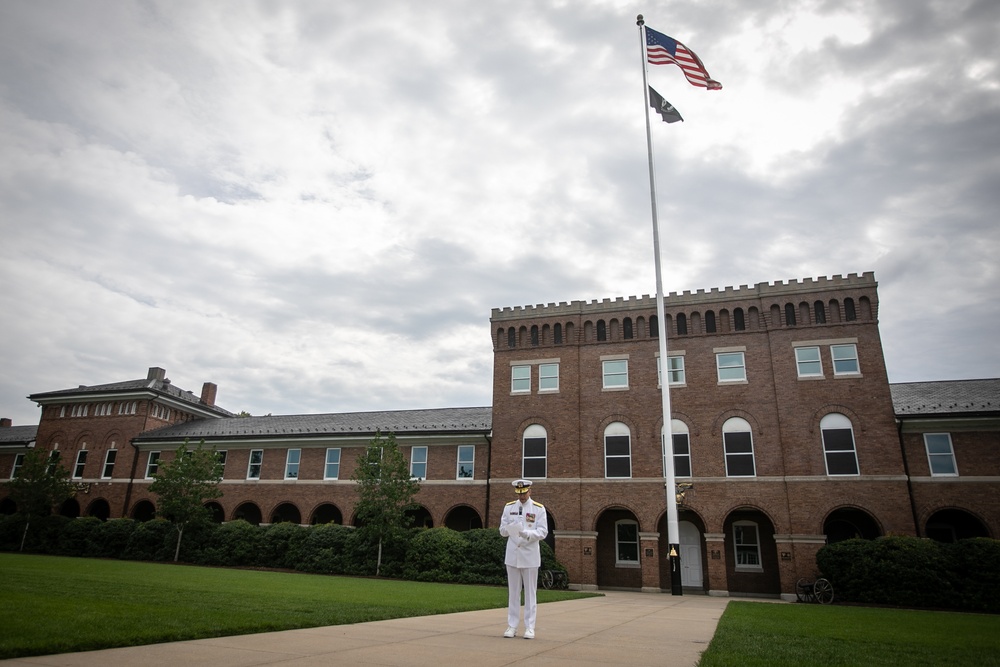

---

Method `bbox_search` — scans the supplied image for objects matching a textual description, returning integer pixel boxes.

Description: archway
[405,505,433,529]
[659,510,706,590]
[310,503,343,525]
[824,507,881,543]
[0,498,15,515]
[59,498,80,518]
[444,505,483,531]
[86,498,111,521]
[270,503,302,525]
[595,507,642,590]
[925,509,989,542]
[722,508,780,597]
[205,502,225,523]
[233,502,262,525]
[130,499,156,522]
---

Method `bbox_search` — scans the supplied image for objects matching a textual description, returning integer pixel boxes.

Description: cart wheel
[813,578,834,604]
[795,578,810,603]
[541,570,554,590]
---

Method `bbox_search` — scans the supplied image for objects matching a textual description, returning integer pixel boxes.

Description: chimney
[0,418,11,428]
[147,367,166,381]
[200,382,218,407]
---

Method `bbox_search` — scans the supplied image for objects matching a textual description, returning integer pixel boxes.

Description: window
[844,298,857,321]
[831,344,860,375]
[285,449,301,479]
[667,355,685,385]
[602,359,628,389]
[511,365,530,393]
[507,328,516,348]
[554,323,563,345]
[71,404,88,417]
[145,451,160,479]
[733,521,762,569]
[11,453,24,479]
[152,404,171,420]
[795,346,823,377]
[615,520,640,565]
[102,449,117,478]
[664,420,692,478]
[523,424,547,478]
[623,318,633,339]
[410,446,428,480]
[216,450,227,473]
[457,445,475,479]
[47,451,60,475]
[723,418,755,477]
[650,315,659,337]
[785,303,797,326]
[925,433,958,476]
[118,401,136,415]
[734,308,746,331]
[530,325,539,346]
[539,363,559,391]
[705,310,717,333]
[676,313,687,335]
[324,448,341,480]
[597,320,607,341]
[716,352,746,382]
[814,301,826,324]
[247,449,263,479]
[821,413,859,475]
[94,403,111,416]
[73,450,88,479]
[604,422,632,478]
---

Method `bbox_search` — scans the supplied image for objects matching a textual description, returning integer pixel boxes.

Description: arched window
[784,303,797,326]
[507,327,516,349]
[664,419,691,478]
[554,323,563,345]
[821,413,859,475]
[530,325,539,346]
[650,315,659,338]
[844,298,857,321]
[623,317,634,340]
[705,310,717,333]
[814,301,826,324]
[734,307,746,331]
[604,422,631,478]
[522,425,547,478]
[597,320,607,341]
[676,313,687,335]
[723,417,755,477]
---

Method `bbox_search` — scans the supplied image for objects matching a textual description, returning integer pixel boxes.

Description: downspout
[896,418,921,536]
[484,432,493,526]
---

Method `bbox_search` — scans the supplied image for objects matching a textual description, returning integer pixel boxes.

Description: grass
[0,553,592,659]
[698,600,1000,667]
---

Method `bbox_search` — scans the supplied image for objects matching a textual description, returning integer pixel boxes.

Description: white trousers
[506,565,539,630]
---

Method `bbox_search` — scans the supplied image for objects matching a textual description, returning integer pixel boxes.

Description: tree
[149,439,224,562]
[5,448,75,551]
[352,431,420,576]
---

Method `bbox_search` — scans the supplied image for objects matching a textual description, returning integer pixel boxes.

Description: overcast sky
[2,1,998,425]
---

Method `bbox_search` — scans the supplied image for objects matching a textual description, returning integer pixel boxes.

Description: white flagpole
[637,13,681,595]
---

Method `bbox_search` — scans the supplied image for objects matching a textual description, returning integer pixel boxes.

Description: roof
[0,425,37,447]
[890,379,1000,417]
[29,377,234,417]
[133,406,493,443]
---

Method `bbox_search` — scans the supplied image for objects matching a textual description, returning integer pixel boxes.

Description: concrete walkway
[3,591,738,667]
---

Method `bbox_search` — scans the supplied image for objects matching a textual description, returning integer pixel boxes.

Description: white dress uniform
[498,479,548,637]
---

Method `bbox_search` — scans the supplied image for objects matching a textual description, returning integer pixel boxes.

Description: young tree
[5,448,75,551]
[149,439,224,562]
[352,431,420,576]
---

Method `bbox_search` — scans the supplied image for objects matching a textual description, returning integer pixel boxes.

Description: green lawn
[0,553,590,659]
[698,600,1000,667]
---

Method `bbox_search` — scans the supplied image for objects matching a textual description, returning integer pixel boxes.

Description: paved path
[4,591,739,666]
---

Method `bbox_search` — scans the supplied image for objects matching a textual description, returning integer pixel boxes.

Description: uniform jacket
[498,497,549,568]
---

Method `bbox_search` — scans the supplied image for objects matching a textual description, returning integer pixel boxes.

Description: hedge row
[0,514,567,587]
[817,536,1000,613]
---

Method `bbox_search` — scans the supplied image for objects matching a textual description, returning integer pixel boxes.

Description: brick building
[1,271,997,599]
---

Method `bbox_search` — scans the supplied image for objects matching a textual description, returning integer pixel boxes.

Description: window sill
[718,379,748,385]
[602,386,629,392]
[615,562,641,569]
[796,375,825,381]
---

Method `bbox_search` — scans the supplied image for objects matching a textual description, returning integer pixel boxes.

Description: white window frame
[102,449,118,479]
[538,363,559,392]
[73,450,88,479]
[821,413,860,476]
[716,351,747,383]
[831,343,860,375]
[522,424,547,479]
[795,346,823,378]
[410,445,428,480]
[668,355,686,385]
[324,448,341,480]
[602,358,629,389]
[511,365,531,393]
[664,420,691,478]
[11,453,25,479]
[284,448,301,479]
[145,451,160,479]
[457,445,475,479]
[604,422,632,479]
[615,519,640,566]
[733,521,763,571]
[247,449,263,480]
[924,433,958,477]
[723,418,756,477]
[216,450,227,473]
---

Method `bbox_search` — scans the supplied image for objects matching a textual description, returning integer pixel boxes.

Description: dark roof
[29,377,234,417]
[133,406,493,443]
[891,379,1000,417]
[0,425,37,446]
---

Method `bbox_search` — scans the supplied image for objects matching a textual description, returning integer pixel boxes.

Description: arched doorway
[824,507,881,543]
[405,506,433,529]
[658,510,705,591]
[130,499,156,522]
[310,503,342,525]
[205,502,225,523]
[595,508,642,590]
[86,498,111,521]
[59,498,80,518]
[444,505,483,531]
[722,508,780,597]
[233,502,262,525]
[925,508,989,542]
[270,503,302,524]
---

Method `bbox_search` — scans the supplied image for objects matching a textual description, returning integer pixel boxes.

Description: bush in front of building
[55,515,102,557]
[460,528,508,585]
[403,527,469,582]
[88,518,137,558]
[817,536,1000,612]
[122,518,175,561]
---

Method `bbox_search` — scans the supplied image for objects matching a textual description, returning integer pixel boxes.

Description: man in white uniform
[498,478,548,639]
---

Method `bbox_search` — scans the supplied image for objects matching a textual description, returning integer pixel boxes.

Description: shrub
[293,523,354,575]
[56,516,102,557]
[122,519,174,561]
[0,515,28,552]
[88,518,136,559]
[459,528,506,585]
[403,528,469,582]
[258,522,309,569]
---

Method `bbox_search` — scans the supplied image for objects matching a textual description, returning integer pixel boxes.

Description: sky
[2,0,998,425]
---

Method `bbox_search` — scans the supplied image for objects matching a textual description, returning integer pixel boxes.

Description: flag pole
[637,13,682,596]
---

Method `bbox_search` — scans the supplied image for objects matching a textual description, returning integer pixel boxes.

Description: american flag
[645,26,722,90]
